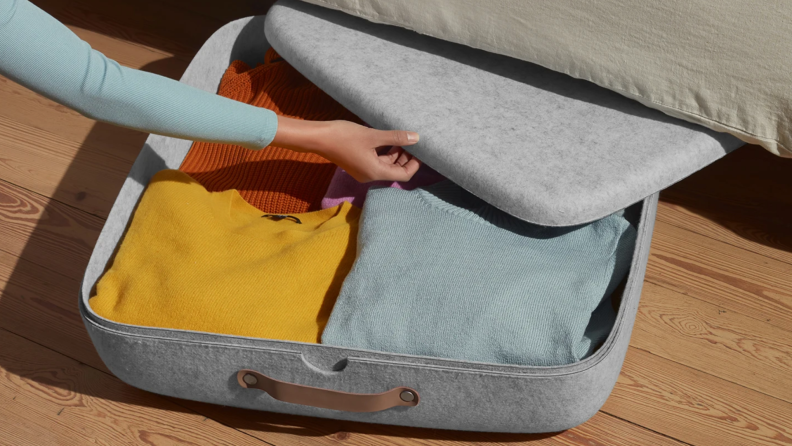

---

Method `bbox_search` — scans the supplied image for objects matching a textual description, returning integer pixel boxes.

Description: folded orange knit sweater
[180,49,363,214]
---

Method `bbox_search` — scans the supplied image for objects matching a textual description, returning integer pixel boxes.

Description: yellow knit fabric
[89,170,361,343]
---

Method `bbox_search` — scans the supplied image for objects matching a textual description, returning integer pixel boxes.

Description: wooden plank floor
[1,1,791,444]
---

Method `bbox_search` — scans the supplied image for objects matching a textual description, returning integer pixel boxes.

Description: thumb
[376,130,420,147]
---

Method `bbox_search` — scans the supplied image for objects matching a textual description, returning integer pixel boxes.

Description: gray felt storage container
[80,3,744,433]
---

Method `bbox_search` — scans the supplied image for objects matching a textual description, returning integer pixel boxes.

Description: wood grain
[182,401,684,446]
[0,76,96,143]
[657,200,792,267]
[31,0,228,54]
[158,0,277,25]
[0,249,107,373]
[605,347,792,446]
[0,116,133,217]
[0,78,148,165]
[1,108,790,446]
[0,178,104,279]
[647,220,792,331]
[0,329,270,446]
[32,0,201,60]
[2,0,792,444]
[657,146,792,266]
[0,75,175,150]
[66,26,188,78]
[632,282,792,403]
[0,223,683,446]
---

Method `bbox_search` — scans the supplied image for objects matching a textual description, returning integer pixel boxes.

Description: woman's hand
[271,117,421,183]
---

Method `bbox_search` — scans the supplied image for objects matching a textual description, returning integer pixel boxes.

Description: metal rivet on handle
[399,390,415,402]
[243,373,258,386]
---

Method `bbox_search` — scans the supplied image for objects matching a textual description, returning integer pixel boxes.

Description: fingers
[382,145,402,163]
[395,150,411,167]
[385,146,412,167]
[391,156,422,182]
[376,149,422,182]
[375,129,420,147]
[332,128,422,183]
[402,157,421,177]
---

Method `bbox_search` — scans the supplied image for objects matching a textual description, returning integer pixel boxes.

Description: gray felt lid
[265,0,744,226]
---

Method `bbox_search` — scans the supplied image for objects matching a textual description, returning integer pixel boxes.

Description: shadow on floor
[0,56,198,417]
[658,145,792,256]
[4,74,792,446]
[0,11,558,443]
[2,3,791,442]
[185,400,563,442]
[0,120,559,443]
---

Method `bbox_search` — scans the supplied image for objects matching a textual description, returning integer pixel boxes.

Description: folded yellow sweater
[90,170,361,343]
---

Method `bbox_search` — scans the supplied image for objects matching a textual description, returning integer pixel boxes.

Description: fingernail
[407,132,420,143]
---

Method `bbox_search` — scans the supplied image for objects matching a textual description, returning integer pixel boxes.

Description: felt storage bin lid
[265,0,744,226]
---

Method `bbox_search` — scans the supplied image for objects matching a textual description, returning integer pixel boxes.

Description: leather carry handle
[237,369,420,412]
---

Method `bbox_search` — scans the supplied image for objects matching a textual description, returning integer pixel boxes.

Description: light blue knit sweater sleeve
[0,0,277,150]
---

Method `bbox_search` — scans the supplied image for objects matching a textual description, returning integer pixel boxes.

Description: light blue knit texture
[322,181,637,366]
[0,0,277,150]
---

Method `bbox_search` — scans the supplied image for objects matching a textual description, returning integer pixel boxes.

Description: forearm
[0,0,421,183]
[74,64,279,150]
[271,117,335,153]
[0,0,277,149]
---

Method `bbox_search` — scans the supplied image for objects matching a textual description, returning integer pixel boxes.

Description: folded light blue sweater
[0,0,277,149]
[322,181,637,366]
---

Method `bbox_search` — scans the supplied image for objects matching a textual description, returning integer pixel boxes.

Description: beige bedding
[300,0,792,157]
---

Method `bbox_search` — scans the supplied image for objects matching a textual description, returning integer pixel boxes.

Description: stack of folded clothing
[321,181,636,366]
[91,55,637,366]
[90,55,447,346]
[89,170,360,343]
[180,48,365,214]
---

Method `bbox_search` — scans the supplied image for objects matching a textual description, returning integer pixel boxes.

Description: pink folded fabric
[321,164,446,209]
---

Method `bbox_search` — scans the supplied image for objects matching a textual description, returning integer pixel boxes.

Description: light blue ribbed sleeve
[0,0,278,150]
